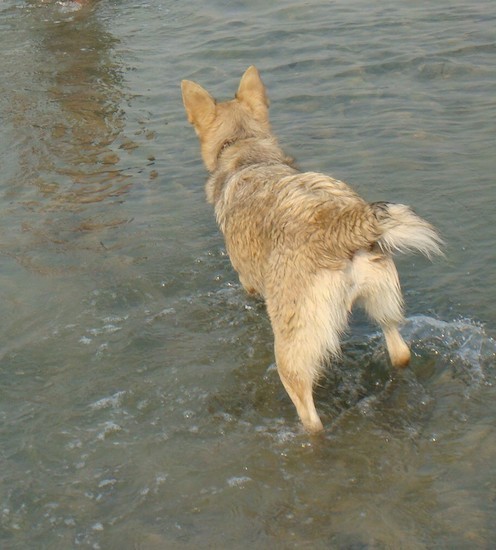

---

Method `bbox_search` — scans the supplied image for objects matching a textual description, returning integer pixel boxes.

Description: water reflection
[8,2,131,275]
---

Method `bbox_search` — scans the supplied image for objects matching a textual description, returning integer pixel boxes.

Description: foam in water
[90,391,126,411]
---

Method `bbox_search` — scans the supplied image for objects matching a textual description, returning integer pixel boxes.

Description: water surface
[1,1,495,548]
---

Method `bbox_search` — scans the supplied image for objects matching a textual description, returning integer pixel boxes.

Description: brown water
[1,1,495,548]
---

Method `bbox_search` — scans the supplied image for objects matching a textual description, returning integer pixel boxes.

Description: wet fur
[181,66,442,433]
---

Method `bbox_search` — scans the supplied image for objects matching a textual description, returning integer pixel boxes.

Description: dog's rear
[181,66,442,433]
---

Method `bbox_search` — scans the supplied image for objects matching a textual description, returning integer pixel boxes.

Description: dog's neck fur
[206,135,297,205]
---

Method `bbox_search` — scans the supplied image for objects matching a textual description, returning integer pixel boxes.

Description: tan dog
[181,66,442,433]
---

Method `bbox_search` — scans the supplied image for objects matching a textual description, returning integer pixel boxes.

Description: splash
[55,1,89,13]
[401,315,496,385]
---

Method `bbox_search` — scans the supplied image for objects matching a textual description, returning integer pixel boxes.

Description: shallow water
[1,1,495,548]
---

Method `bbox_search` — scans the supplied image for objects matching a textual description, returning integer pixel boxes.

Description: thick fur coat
[181,66,442,433]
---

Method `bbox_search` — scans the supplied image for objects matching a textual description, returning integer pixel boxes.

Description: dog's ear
[236,66,269,123]
[181,80,216,132]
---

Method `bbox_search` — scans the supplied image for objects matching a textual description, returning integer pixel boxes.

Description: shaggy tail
[372,202,443,259]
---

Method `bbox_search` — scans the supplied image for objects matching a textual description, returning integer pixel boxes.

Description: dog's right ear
[181,80,216,132]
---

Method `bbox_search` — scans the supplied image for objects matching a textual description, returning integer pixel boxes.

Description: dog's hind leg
[382,325,411,368]
[353,252,411,368]
[273,341,324,433]
[266,269,349,433]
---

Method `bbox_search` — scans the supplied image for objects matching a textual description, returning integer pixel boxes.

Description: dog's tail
[372,202,443,259]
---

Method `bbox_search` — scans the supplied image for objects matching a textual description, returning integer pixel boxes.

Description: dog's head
[181,66,270,172]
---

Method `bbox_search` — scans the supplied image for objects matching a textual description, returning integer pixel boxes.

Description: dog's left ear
[236,66,269,123]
